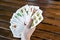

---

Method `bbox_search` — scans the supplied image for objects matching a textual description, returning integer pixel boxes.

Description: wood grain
[0,0,60,40]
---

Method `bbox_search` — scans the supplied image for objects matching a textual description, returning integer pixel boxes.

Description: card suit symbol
[33,8,37,14]
[31,8,32,12]
[26,11,28,15]
[31,22,34,26]
[21,9,23,13]
[24,8,26,11]
[39,17,41,20]
[32,8,37,16]
[34,16,36,20]
[15,16,17,18]
[37,13,39,16]
[17,13,22,17]
[24,22,26,25]
[13,24,16,28]
[35,20,38,23]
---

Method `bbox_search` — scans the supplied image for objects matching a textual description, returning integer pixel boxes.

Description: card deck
[9,4,43,38]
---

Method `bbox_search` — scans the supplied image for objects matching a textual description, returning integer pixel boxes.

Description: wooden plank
[46,4,60,9]
[0,19,9,30]
[38,3,48,9]
[0,21,9,30]
[33,30,60,40]
[42,17,60,27]
[0,1,27,12]
[49,1,60,5]
[0,19,9,24]
[0,1,27,9]
[0,0,26,5]
[37,0,49,3]
[31,36,50,40]
[0,28,21,40]
[27,1,38,6]
[45,8,60,16]
[0,28,12,38]
[36,23,60,33]
[0,28,20,40]
[43,11,60,20]
[31,36,42,40]
[0,15,10,21]
[0,6,17,12]
[0,1,19,8]
[0,35,20,40]
[0,35,11,40]
[0,10,13,17]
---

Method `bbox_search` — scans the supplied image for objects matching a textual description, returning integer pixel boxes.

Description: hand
[21,19,36,40]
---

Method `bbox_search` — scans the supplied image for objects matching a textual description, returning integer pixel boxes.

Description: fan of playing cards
[9,5,43,38]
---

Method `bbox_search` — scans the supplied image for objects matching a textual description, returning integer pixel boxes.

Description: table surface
[0,0,60,40]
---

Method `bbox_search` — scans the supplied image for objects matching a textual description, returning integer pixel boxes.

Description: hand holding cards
[9,5,43,38]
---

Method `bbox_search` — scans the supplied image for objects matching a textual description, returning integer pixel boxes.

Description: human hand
[21,19,36,40]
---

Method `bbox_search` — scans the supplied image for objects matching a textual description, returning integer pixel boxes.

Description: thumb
[26,18,33,28]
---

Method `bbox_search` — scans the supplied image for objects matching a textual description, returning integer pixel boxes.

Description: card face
[29,5,39,16]
[15,13,25,24]
[16,5,29,15]
[10,15,25,38]
[10,9,26,38]
[10,24,25,38]
[15,24,25,37]
[11,13,25,24]
[10,25,16,33]
[10,25,17,37]
[31,9,43,28]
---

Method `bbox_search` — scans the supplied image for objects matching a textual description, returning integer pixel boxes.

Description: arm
[21,19,36,40]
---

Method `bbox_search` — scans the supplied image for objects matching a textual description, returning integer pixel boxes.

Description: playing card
[10,25,18,38]
[16,5,29,15]
[16,5,31,25]
[10,13,24,25]
[10,7,27,38]
[15,13,25,24]
[31,9,43,28]
[10,24,25,38]
[10,15,25,38]
[15,23,25,38]
[29,5,39,16]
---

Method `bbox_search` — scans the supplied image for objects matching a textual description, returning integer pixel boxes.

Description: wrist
[21,35,30,40]
[26,35,31,40]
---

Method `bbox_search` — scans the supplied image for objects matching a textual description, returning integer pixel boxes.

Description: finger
[31,8,37,16]
[27,27,36,38]
[26,19,33,28]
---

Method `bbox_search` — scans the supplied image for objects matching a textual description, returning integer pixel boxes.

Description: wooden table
[0,0,60,40]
